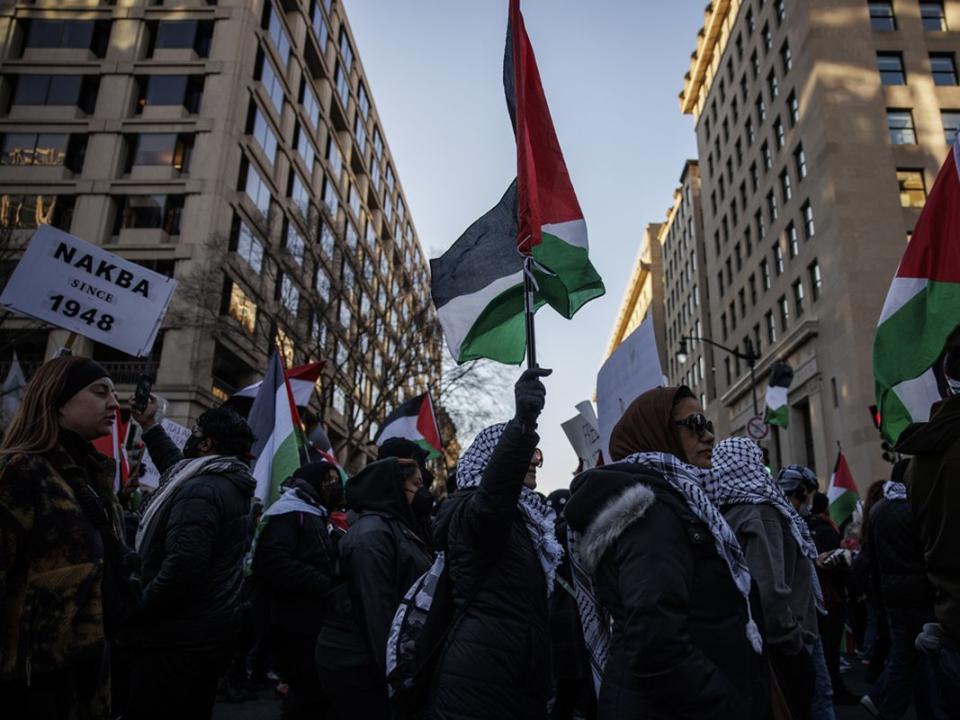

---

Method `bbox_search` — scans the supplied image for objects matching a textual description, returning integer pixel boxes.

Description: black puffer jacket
[252,497,337,635]
[426,420,548,720]
[316,458,432,675]
[868,496,934,610]
[134,424,255,647]
[565,464,766,720]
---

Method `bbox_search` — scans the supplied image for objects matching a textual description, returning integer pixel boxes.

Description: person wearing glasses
[426,368,561,720]
[564,386,768,720]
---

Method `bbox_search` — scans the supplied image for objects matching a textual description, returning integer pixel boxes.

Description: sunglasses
[675,413,714,438]
[532,449,544,468]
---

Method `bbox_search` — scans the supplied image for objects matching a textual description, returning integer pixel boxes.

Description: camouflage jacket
[0,437,122,695]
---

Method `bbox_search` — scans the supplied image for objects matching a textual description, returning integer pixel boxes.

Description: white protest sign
[139,418,192,489]
[561,402,603,470]
[0,225,177,357]
[596,314,665,461]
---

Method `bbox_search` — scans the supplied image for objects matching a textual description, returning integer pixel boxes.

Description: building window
[322,176,338,215]
[151,20,214,58]
[227,281,257,334]
[311,0,329,52]
[763,23,773,52]
[942,110,960,145]
[315,265,330,301]
[289,170,310,218]
[781,42,792,74]
[774,116,785,149]
[285,222,305,266]
[257,50,285,115]
[127,133,193,172]
[793,279,805,316]
[921,2,947,31]
[768,70,780,99]
[358,83,370,119]
[869,1,897,31]
[301,82,320,131]
[295,123,316,170]
[339,28,354,72]
[263,3,291,67]
[755,208,766,240]
[135,74,203,113]
[887,109,916,144]
[897,170,927,207]
[777,0,786,25]
[931,54,959,86]
[247,103,278,166]
[354,112,367,154]
[279,275,299,315]
[773,242,785,275]
[751,50,760,78]
[762,142,773,171]
[802,201,815,238]
[808,259,822,300]
[877,53,906,85]
[766,310,777,343]
[787,222,799,257]
[22,19,110,57]
[334,62,350,108]
[10,74,99,113]
[788,91,800,126]
[326,136,343,181]
[780,169,793,202]
[115,194,184,235]
[0,133,85,171]
[778,295,790,331]
[241,159,272,216]
[750,162,759,191]
[793,145,808,180]
[761,258,771,290]
[234,216,264,273]
[756,95,767,124]
[767,190,779,222]
[0,193,74,230]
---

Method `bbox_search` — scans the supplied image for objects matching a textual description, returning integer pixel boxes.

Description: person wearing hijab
[316,455,432,720]
[250,461,342,720]
[0,357,126,720]
[426,368,558,720]
[563,386,767,720]
[711,438,820,720]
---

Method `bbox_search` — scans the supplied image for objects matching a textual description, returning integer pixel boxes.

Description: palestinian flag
[375,392,443,458]
[763,361,794,427]
[430,0,604,364]
[827,450,859,526]
[230,361,323,416]
[874,138,960,442]
[93,408,130,493]
[249,348,304,506]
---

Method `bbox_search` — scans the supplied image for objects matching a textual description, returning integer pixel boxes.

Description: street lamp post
[677,335,761,416]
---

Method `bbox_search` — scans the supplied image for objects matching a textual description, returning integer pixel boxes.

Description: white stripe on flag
[892,368,940,424]
[437,270,524,359]
[252,381,297,503]
[541,218,588,250]
[377,414,424,445]
[877,276,927,326]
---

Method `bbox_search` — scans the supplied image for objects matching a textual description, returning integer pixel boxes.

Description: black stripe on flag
[430,181,522,309]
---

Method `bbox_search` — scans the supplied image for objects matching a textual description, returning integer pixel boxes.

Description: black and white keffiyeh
[883,480,907,501]
[457,423,563,595]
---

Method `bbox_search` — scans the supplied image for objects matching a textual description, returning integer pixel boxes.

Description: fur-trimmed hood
[565,465,663,573]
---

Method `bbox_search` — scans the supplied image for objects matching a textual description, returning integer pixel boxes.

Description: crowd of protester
[1,348,959,719]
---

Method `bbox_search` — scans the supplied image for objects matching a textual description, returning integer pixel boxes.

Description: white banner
[596,314,665,461]
[0,225,177,357]
[139,418,192,489]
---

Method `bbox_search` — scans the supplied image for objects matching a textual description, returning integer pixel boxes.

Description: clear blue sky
[347,1,706,493]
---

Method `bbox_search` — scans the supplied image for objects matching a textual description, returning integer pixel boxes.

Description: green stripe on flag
[458,282,543,364]
[532,232,605,318]
[829,490,859,526]
[764,405,789,427]
[267,431,301,506]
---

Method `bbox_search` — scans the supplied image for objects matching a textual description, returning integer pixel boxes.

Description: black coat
[134,424,255,647]
[868,496,934,611]
[316,458,432,676]
[565,464,766,720]
[426,421,549,720]
[253,503,337,635]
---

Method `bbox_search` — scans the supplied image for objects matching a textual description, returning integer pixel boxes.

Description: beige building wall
[0,0,440,468]
[679,0,958,486]
[605,222,667,371]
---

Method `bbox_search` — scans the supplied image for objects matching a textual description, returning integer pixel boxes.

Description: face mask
[411,485,434,518]
[322,482,344,511]
[183,433,206,459]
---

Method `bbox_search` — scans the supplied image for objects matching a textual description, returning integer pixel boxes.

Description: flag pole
[522,255,537,369]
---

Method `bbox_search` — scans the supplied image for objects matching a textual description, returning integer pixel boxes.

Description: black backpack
[385,552,484,713]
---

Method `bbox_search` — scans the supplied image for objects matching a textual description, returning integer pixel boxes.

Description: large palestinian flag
[430,0,604,364]
[375,392,443,458]
[874,139,960,442]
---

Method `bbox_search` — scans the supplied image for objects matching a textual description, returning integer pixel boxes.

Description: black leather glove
[513,367,552,428]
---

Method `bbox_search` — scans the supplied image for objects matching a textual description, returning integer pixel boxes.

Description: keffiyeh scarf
[457,423,563,595]
[711,437,825,612]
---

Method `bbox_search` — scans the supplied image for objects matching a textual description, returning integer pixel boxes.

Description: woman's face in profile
[671,397,715,468]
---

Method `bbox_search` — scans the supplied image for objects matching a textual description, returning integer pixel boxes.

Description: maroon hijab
[608,386,689,462]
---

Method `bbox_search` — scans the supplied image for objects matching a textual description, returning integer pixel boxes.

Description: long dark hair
[0,356,87,457]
